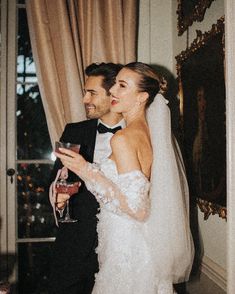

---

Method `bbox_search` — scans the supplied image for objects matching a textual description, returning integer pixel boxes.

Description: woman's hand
[54,148,87,176]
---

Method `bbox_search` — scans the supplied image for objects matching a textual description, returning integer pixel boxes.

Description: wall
[138,0,173,71]
[138,0,226,284]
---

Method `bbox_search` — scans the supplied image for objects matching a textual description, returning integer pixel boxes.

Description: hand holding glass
[55,141,81,223]
[55,141,81,155]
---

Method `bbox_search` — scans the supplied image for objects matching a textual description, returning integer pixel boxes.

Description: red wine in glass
[55,181,80,195]
[55,180,81,223]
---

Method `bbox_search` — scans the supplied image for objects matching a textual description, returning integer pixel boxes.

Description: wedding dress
[89,158,156,294]
[78,94,194,294]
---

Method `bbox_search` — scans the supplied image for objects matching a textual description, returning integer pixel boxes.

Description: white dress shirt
[93,119,126,164]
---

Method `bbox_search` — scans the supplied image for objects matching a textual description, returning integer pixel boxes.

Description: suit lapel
[80,119,97,163]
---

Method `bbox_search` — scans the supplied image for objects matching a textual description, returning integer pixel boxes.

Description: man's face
[83,75,111,119]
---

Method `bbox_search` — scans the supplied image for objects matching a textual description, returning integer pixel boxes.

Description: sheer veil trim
[146,94,194,286]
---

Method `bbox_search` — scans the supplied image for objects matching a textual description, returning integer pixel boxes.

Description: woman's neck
[100,112,123,127]
[123,107,146,126]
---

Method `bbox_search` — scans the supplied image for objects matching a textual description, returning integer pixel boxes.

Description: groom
[49,62,125,294]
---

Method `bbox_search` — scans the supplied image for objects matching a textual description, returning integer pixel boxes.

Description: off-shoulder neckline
[104,158,150,182]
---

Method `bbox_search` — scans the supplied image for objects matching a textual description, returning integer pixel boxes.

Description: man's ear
[138,92,149,104]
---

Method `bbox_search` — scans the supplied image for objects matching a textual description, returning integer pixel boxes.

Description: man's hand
[55,193,70,210]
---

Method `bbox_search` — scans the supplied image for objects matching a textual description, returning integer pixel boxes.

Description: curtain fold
[26,0,138,143]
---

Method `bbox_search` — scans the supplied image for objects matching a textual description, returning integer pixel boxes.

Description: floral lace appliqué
[79,161,150,220]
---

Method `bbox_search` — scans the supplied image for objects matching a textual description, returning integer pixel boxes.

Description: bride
[55,62,194,294]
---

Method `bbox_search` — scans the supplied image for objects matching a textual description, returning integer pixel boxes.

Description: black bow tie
[97,123,122,134]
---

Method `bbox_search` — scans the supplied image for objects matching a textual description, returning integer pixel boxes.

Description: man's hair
[85,62,123,94]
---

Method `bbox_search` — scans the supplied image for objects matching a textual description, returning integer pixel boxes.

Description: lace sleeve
[79,163,150,221]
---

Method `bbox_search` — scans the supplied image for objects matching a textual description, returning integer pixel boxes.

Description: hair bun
[159,77,168,95]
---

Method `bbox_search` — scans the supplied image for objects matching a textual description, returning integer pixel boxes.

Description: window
[0,1,56,292]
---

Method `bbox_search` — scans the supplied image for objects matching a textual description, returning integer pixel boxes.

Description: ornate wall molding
[176,16,225,75]
[177,0,216,36]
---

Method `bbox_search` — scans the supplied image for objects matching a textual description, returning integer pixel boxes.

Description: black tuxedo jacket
[49,119,99,290]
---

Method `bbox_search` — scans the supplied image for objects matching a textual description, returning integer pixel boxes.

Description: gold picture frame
[176,17,226,220]
[177,0,215,36]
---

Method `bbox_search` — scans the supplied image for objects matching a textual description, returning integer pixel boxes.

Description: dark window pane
[18,0,25,3]
[17,163,57,238]
[17,8,36,82]
[17,84,52,160]
[18,242,52,294]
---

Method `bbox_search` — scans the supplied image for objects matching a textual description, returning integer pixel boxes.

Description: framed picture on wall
[177,0,215,36]
[176,17,226,220]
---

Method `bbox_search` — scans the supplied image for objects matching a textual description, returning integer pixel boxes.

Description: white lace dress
[75,94,194,293]
[80,158,176,294]
[93,159,152,294]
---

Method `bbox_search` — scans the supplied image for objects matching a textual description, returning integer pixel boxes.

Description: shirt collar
[97,118,126,130]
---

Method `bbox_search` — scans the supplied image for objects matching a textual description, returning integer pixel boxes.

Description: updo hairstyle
[124,62,167,107]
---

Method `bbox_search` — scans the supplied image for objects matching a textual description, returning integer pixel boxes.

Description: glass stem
[65,199,70,220]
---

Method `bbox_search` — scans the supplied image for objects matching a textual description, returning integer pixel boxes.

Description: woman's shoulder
[110,129,141,172]
[112,123,147,145]
[111,128,131,149]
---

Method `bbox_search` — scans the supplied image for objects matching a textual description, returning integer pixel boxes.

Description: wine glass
[55,141,81,223]
[55,180,80,223]
[55,141,81,155]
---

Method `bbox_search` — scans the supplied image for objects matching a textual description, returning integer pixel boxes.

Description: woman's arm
[55,136,150,221]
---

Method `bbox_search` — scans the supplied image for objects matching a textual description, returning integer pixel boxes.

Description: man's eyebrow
[84,89,97,93]
[118,79,128,84]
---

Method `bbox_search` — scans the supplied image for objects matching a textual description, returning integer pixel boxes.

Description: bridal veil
[146,93,194,288]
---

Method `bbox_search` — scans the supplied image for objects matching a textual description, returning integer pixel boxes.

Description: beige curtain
[26,0,138,144]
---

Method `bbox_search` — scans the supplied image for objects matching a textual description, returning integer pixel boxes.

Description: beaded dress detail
[80,158,176,294]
